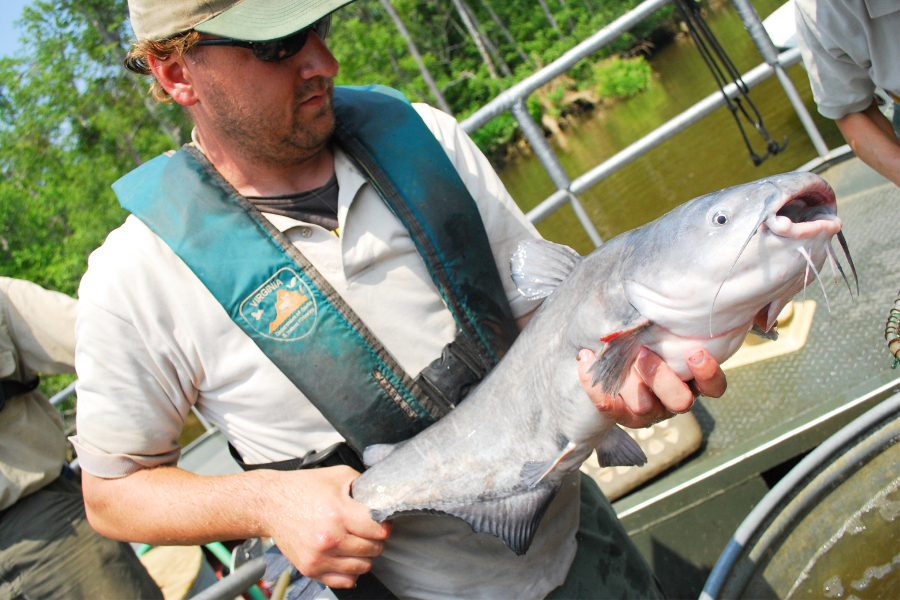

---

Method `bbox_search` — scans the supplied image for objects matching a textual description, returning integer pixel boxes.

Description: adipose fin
[510,239,582,300]
[363,443,398,467]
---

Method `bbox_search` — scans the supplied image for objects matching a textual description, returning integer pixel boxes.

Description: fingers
[265,467,394,589]
[634,348,694,414]
[685,347,727,398]
[578,345,729,430]
[578,349,671,428]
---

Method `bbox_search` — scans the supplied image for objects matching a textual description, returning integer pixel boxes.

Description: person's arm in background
[0,277,77,375]
[794,0,900,188]
[835,99,900,188]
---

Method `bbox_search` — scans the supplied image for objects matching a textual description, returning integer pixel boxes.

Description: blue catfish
[351,172,854,555]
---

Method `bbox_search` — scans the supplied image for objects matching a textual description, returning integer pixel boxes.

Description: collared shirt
[795,0,900,119]
[72,104,578,598]
[0,277,74,510]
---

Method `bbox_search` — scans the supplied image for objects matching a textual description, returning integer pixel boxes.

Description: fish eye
[709,207,730,226]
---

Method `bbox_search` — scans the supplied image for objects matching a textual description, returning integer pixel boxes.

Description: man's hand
[260,466,392,589]
[577,347,726,429]
[81,464,390,592]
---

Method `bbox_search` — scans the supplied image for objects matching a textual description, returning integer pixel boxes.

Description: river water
[497,0,845,255]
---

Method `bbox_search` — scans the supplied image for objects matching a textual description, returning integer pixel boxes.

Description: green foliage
[0,0,676,294]
[596,56,652,99]
[330,0,674,157]
[0,0,189,295]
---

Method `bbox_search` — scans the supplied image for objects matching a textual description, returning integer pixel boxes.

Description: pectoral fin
[587,317,650,396]
[750,322,778,341]
[595,426,647,467]
[510,239,582,300]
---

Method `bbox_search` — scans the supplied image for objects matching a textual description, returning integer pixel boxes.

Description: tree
[450,0,499,79]
[378,0,454,114]
[476,0,531,66]
[0,0,189,294]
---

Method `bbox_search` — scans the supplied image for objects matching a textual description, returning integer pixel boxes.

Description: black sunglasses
[193,15,331,62]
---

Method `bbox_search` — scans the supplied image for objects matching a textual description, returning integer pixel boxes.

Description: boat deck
[615,154,900,598]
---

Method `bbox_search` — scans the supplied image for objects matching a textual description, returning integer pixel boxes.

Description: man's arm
[836,99,900,188]
[81,465,390,589]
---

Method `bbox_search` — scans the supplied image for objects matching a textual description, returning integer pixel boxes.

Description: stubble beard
[206,77,336,170]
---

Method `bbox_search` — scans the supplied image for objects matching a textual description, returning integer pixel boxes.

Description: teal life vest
[112,85,518,452]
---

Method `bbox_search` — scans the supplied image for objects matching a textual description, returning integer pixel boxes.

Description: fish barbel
[351,171,855,555]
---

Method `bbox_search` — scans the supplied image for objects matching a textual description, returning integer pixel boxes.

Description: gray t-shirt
[247,174,339,230]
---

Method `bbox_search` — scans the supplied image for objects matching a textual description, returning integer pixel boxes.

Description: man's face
[186,31,339,168]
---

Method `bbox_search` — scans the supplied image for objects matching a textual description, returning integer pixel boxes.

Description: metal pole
[526,48,804,224]
[729,0,829,157]
[461,0,672,133]
[510,100,604,247]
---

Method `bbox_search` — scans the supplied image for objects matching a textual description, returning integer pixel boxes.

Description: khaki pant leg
[0,477,163,600]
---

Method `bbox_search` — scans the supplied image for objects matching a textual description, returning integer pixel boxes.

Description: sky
[1,0,32,58]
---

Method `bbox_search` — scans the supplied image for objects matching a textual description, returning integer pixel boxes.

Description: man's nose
[295,32,339,80]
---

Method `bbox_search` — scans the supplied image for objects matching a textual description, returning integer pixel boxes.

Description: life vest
[111,85,518,452]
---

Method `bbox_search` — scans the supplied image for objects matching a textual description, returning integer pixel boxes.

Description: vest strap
[0,376,40,412]
[228,441,365,473]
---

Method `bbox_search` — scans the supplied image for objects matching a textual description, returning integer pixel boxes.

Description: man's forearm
[81,466,274,545]
[836,101,900,188]
[81,463,391,589]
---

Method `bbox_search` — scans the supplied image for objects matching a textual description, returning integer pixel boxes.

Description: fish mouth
[761,178,841,239]
[709,174,856,337]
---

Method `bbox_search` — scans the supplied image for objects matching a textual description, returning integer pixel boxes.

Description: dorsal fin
[510,239,582,300]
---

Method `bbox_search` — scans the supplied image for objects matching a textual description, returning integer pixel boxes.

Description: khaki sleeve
[0,277,77,376]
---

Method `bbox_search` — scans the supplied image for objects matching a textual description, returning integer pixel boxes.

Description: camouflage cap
[128,0,356,41]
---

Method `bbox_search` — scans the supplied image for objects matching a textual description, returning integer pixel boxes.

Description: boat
[50,0,900,597]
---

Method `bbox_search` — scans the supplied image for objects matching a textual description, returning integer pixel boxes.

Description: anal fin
[372,483,561,556]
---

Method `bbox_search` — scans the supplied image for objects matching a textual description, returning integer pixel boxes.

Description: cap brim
[195,0,356,41]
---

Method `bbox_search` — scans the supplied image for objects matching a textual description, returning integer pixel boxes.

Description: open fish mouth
[762,178,841,239]
[710,175,857,337]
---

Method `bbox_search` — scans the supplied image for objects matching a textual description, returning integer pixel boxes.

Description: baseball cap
[129,0,357,41]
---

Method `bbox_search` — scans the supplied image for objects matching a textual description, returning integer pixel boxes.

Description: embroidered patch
[240,268,317,340]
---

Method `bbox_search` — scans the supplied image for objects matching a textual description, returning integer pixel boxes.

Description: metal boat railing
[460,0,829,247]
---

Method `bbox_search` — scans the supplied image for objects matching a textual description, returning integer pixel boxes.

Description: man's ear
[148,55,198,106]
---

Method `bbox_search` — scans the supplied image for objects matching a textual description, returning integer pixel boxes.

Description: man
[0,277,162,599]
[795,0,900,187]
[72,1,726,597]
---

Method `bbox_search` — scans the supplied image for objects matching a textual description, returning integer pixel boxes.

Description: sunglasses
[193,15,331,62]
